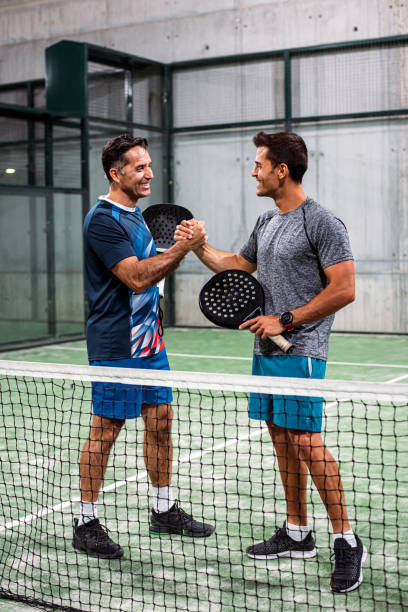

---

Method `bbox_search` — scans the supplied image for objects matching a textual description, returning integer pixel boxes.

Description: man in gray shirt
[175,131,366,593]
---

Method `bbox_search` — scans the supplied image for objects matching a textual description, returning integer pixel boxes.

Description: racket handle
[267,334,293,353]
[156,249,166,298]
[157,278,165,297]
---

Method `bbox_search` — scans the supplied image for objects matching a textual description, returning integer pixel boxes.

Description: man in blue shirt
[73,134,214,559]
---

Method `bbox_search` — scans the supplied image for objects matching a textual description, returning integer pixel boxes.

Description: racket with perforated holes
[199,270,293,353]
[142,204,194,251]
[142,203,194,297]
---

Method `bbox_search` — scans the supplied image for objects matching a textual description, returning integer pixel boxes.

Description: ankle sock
[153,486,174,513]
[78,501,98,526]
[333,529,357,547]
[286,521,310,542]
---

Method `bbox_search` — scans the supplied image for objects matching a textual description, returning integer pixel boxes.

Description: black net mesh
[0,362,406,611]
[173,58,285,128]
[87,62,162,127]
[88,62,127,123]
[291,42,408,118]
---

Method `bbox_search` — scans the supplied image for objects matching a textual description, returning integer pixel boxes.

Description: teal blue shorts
[90,350,173,420]
[248,354,326,432]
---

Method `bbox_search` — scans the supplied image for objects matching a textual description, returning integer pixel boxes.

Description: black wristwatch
[279,311,294,332]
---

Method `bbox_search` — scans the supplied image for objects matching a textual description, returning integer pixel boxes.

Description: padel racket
[142,203,194,297]
[142,204,194,251]
[199,269,293,353]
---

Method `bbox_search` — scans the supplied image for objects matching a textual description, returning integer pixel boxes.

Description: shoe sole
[331,546,368,593]
[72,539,124,559]
[149,527,215,538]
[247,547,318,560]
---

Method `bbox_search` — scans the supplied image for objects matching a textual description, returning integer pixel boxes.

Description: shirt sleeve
[239,217,261,263]
[313,213,354,270]
[86,213,136,270]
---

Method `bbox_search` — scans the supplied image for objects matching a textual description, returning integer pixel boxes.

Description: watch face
[280,312,293,325]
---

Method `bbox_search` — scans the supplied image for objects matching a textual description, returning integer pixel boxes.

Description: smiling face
[251,146,281,198]
[109,146,153,205]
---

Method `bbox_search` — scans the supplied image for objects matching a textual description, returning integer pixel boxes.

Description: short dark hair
[102,134,148,182]
[253,131,308,183]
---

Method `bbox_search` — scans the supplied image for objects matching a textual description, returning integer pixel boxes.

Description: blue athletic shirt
[83,197,165,360]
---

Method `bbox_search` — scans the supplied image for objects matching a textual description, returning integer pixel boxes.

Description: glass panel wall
[0,111,85,348]
[0,192,84,345]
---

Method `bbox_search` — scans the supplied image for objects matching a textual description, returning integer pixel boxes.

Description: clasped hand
[174,219,208,251]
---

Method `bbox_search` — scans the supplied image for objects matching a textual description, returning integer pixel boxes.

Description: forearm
[112,242,190,293]
[240,281,355,338]
[193,243,255,274]
[141,247,186,290]
[240,260,355,339]
[292,281,355,326]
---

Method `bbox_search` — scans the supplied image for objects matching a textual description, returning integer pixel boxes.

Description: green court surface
[1,329,408,382]
[0,322,83,346]
[0,330,407,611]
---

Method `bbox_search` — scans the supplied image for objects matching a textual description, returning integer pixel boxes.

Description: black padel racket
[199,269,293,353]
[142,204,194,251]
[142,203,194,298]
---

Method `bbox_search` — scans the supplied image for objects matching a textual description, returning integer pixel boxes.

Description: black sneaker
[150,502,215,538]
[246,523,318,559]
[330,534,367,592]
[72,518,124,559]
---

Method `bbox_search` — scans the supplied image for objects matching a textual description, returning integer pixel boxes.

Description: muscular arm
[240,259,355,338]
[112,224,205,293]
[292,259,355,325]
[174,220,256,274]
[193,243,256,274]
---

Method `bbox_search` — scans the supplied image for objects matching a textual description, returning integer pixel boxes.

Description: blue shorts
[248,354,326,432]
[90,350,173,420]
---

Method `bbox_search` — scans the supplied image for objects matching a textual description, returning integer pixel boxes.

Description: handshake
[173,219,207,254]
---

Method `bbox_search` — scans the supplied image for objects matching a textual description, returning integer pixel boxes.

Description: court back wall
[172,121,408,333]
[0,0,407,83]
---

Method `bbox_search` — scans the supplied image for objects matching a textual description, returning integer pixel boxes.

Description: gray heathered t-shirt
[239,197,353,361]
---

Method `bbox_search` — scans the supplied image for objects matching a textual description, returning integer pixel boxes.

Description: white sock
[286,521,310,542]
[78,501,98,526]
[333,529,357,548]
[153,486,174,513]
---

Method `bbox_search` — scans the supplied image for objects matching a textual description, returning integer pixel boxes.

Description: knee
[104,426,122,445]
[89,420,123,451]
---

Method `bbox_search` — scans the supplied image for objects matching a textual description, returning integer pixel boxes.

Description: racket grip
[157,278,165,297]
[268,334,293,353]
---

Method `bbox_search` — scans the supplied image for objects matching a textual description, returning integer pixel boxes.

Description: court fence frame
[0,34,407,349]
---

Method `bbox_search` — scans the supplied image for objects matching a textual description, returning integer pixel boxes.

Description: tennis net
[0,360,406,612]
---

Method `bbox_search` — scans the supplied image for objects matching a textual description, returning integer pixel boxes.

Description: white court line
[387,373,408,383]
[0,345,408,532]
[0,423,269,532]
[169,355,408,370]
[46,346,85,352]
[319,372,407,416]
[169,352,250,361]
[1,367,405,531]
[30,345,408,370]
[328,361,408,369]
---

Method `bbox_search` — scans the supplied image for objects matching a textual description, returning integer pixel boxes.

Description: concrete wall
[172,118,408,333]
[169,41,408,332]
[0,0,407,83]
[0,0,407,333]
